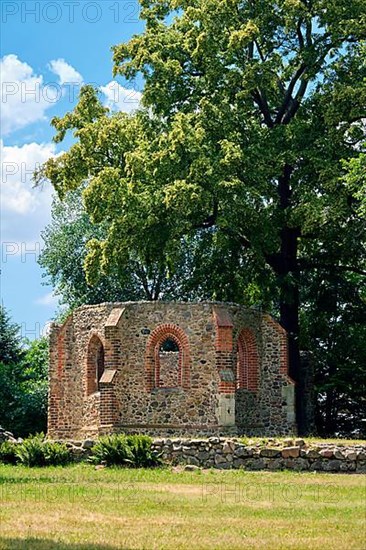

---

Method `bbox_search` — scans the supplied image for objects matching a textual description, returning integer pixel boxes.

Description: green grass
[0,464,365,549]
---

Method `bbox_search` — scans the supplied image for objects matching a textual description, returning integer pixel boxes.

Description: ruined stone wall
[152,438,366,472]
[48,301,295,439]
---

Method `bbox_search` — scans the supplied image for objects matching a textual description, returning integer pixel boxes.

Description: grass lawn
[0,464,365,550]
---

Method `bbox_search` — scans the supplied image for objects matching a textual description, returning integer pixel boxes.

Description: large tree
[36,0,366,433]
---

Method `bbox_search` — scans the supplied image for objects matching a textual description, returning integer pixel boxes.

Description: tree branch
[282,77,309,124]
[254,40,266,62]
[220,226,252,249]
[275,63,307,125]
[135,263,153,300]
[296,20,305,50]
[252,89,274,128]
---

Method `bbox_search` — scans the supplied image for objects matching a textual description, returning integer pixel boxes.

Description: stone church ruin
[48,302,296,439]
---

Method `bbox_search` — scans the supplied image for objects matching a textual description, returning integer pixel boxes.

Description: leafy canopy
[36,1,365,293]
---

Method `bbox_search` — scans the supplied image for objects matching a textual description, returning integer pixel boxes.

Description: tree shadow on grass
[0,538,129,550]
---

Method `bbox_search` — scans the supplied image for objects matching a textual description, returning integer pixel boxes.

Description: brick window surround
[86,334,105,395]
[236,328,259,391]
[145,324,190,391]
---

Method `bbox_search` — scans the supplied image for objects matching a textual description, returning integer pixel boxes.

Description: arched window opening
[87,335,105,395]
[157,336,180,388]
[145,324,190,391]
[236,329,259,392]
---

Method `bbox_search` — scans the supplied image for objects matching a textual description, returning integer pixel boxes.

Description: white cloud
[49,58,83,86]
[0,139,57,244]
[1,139,56,214]
[35,292,59,307]
[0,54,55,136]
[0,55,84,136]
[100,81,142,114]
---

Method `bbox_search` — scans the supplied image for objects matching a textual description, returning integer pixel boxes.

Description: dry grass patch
[0,464,365,549]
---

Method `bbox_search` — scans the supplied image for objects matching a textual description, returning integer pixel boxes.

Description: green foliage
[342,150,366,219]
[0,441,19,465]
[0,310,48,438]
[17,338,49,436]
[42,440,71,467]
[39,188,143,307]
[90,434,134,466]
[300,269,366,437]
[39,187,182,304]
[126,434,163,467]
[0,306,23,365]
[90,434,161,467]
[15,434,71,467]
[36,3,365,311]
[39,188,272,306]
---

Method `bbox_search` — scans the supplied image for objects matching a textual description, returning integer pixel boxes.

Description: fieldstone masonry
[62,437,366,473]
[153,438,366,472]
[48,301,296,439]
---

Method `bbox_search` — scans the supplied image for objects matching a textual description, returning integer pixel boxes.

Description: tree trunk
[275,166,307,434]
[279,267,306,434]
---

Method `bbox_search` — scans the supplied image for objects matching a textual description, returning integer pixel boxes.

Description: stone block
[281,446,300,458]
[319,449,334,459]
[322,460,341,472]
[234,446,253,458]
[214,453,228,465]
[260,448,280,458]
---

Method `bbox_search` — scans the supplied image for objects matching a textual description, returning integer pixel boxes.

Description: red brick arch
[86,334,105,395]
[236,328,259,392]
[145,324,190,391]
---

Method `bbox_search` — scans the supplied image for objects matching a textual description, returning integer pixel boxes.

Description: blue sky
[1,1,144,338]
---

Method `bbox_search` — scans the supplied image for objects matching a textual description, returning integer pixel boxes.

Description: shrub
[15,433,71,467]
[90,434,162,467]
[90,434,133,466]
[42,440,71,466]
[0,440,19,464]
[16,433,46,466]
[126,435,162,468]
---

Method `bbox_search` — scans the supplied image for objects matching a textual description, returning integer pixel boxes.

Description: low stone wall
[63,437,366,473]
[2,425,365,473]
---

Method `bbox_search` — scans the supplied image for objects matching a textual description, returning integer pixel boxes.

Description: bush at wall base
[90,434,162,467]
[0,433,71,467]
[0,440,18,464]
